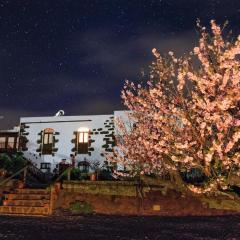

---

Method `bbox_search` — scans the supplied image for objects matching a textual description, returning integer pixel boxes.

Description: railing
[54,166,72,183]
[7,142,15,149]
[0,163,52,188]
[0,164,73,215]
[0,143,5,149]
[48,166,72,215]
[0,142,15,149]
[0,142,17,153]
[0,166,27,187]
[27,164,47,183]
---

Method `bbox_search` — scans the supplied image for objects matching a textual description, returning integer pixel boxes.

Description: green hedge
[0,153,27,174]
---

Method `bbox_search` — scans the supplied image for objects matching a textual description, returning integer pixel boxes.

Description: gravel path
[0,214,239,240]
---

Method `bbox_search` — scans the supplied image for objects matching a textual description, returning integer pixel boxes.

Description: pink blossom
[107,20,240,194]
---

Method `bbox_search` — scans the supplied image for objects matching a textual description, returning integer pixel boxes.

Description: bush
[98,169,115,180]
[78,172,90,180]
[11,153,27,173]
[97,160,116,180]
[60,168,90,181]
[69,202,93,214]
[0,154,12,171]
[70,168,81,180]
[231,186,240,197]
[181,168,206,184]
[0,153,27,174]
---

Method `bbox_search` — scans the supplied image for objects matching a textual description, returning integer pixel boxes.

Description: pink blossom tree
[110,21,240,194]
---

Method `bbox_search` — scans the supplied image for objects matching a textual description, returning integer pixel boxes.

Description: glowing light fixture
[77,127,89,132]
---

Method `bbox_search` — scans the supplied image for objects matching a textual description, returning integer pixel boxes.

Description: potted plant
[18,181,25,189]
[90,173,97,181]
[90,160,100,181]
[0,169,7,178]
[54,182,61,193]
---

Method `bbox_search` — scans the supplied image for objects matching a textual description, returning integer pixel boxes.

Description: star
[0,0,240,129]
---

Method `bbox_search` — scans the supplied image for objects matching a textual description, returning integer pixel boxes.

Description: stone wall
[54,180,240,216]
[62,180,137,196]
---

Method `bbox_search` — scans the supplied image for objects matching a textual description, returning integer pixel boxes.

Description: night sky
[0,0,240,129]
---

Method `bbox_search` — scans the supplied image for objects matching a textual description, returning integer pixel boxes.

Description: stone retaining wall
[62,180,138,197]
[54,180,239,216]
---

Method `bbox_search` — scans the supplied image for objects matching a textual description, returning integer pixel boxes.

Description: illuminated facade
[19,111,128,171]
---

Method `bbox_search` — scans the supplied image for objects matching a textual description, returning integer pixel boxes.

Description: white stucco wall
[114,110,132,134]
[20,111,128,171]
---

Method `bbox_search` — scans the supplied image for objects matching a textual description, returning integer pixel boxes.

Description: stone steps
[6,193,50,200]
[15,189,49,195]
[0,206,49,215]
[3,199,49,207]
[0,188,51,216]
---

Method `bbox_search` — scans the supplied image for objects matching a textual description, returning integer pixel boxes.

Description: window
[0,137,6,149]
[42,128,54,155]
[78,160,90,173]
[77,128,89,154]
[41,162,51,170]
[79,132,89,143]
[0,135,18,152]
[7,137,15,149]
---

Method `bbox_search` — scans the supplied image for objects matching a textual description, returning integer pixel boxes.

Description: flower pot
[54,182,61,193]
[18,181,25,189]
[90,173,97,181]
[0,169,7,178]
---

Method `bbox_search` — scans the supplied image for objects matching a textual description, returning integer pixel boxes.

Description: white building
[0,127,20,154]
[19,111,128,172]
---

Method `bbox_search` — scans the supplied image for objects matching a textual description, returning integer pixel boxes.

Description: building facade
[19,111,128,172]
[0,127,19,154]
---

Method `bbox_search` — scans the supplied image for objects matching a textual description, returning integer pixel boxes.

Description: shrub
[70,168,81,180]
[0,153,27,174]
[0,154,12,172]
[181,168,206,184]
[78,172,90,180]
[11,153,27,173]
[98,169,114,180]
[69,202,93,214]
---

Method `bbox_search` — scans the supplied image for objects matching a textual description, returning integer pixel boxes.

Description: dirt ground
[0,214,239,240]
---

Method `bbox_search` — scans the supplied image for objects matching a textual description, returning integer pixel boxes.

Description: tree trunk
[169,169,187,192]
[203,166,211,177]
